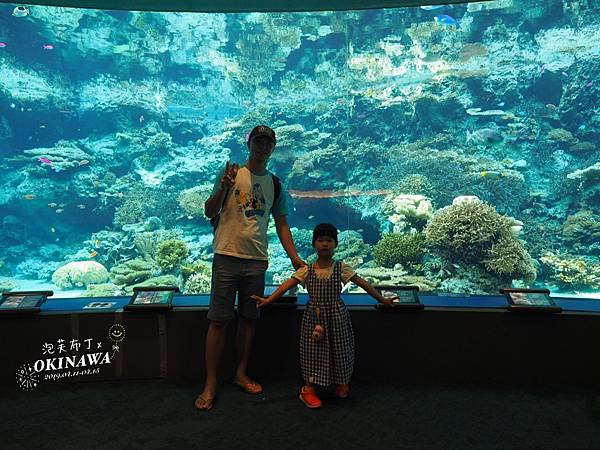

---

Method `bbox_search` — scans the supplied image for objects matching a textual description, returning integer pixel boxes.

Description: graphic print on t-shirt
[235,183,267,219]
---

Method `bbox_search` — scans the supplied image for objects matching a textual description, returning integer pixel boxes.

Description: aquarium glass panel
[0,1,598,298]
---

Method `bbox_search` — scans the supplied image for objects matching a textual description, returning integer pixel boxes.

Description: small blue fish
[434,14,459,27]
[578,124,586,131]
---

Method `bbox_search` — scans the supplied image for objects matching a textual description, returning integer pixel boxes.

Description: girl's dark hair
[312,223,338,246]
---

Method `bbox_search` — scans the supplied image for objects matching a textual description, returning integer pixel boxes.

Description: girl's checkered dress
[300,262,354,386]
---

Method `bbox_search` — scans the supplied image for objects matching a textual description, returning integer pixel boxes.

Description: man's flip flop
[233,380,263,395]
[194,394,214,411]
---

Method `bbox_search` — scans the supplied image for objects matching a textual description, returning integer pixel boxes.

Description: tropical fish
[38,157,52,165]
[546,104,558,111]
[434,14,459,27]
[561,71,568,77]
[479,171,504,179]
[10,103,15,108]
[23,194,35,200]
[50,227,56,233]
[466,128,503,146]
[586,81,593,88]
[89,251,98,258]
[79,160,90,166]
[42,44,54,50]
[77,204,86,209]
[55,209,64,213]
[12,6,29,17]
[0,43,7,48]
[139,115,145,123]
[95,239,100,248]
[420,5,446,10]
[48,202,57,208]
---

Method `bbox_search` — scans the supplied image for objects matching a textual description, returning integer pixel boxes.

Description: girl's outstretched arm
[251,277,301,308]
[349,274,395,305]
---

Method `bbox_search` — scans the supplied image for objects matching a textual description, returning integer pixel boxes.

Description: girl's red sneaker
[299,386,322,408]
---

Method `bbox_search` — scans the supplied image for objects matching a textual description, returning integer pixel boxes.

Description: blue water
[0,1,599,298]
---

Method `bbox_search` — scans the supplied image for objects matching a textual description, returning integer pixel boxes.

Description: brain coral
[52,261,109,289]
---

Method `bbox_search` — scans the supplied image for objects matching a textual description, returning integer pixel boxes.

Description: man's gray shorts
[207,254,268,322]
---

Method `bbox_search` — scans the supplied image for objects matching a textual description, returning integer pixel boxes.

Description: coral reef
[52,261,110,289]
[110,258,159,286]
[131,275,180,291]
[373,233,425,269]
[81,283,121,298]
[425,200,514,263]
[155,239,189,272]
[540,252,600,290]
[381,194,433,233]
[177,185,213,220]
[351,267,437,292]
[425,199,535,283]
[562,211,600,254]
[184,272,211,294]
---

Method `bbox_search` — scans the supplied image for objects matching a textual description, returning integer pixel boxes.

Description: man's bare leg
[196,320,228,409]
[233,317,261,393]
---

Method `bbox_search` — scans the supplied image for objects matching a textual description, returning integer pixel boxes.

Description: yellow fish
[89,250,98,258]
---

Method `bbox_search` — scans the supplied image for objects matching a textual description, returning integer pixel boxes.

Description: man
[195,125,305,411]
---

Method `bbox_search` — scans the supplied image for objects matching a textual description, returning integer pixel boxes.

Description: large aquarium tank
[0,0,598,298]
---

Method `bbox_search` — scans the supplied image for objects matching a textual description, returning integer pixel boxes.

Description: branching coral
[425,200,535,283]
[562,211,600,253]
[483,237,537,283]
[382,194,433,232]
[425,201,513,263]
[373,232,425,268]
[156,239,189,272]
[184,272,212,294]
[540,252,600,289]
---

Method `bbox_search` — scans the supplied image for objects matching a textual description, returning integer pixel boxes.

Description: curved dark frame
[0,0,488,12]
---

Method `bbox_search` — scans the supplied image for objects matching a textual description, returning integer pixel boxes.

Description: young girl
[252,223,396,409]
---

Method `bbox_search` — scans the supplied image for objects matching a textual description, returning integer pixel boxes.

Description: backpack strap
[272,174,281,201]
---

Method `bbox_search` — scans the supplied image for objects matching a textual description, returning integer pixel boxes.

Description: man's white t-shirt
[212,166,287,261]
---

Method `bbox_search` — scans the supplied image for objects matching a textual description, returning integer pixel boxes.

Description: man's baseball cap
[248,125,276,144]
